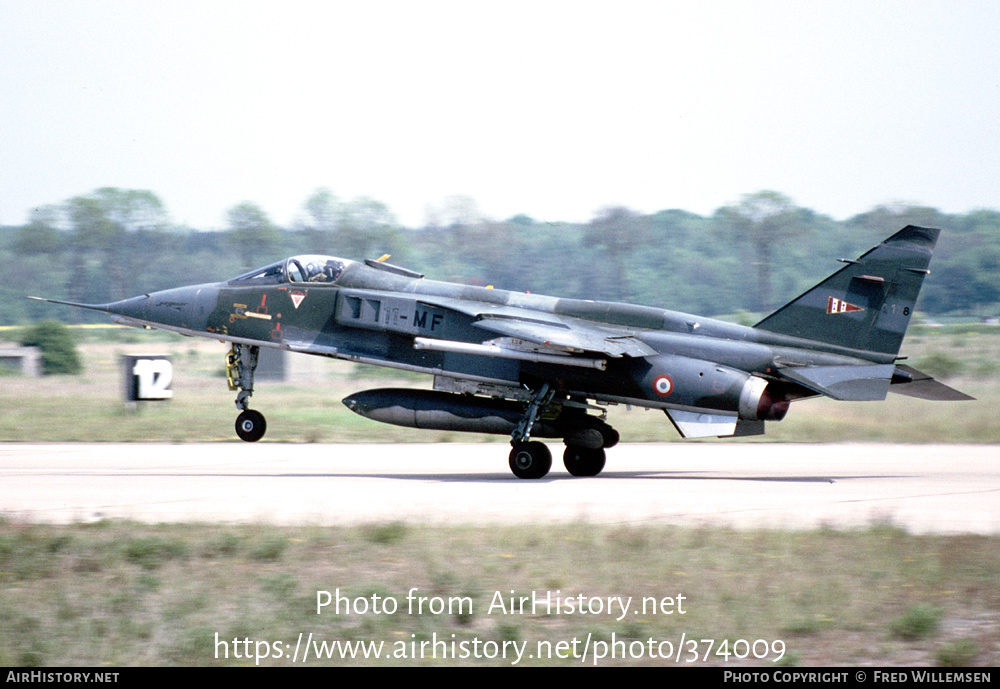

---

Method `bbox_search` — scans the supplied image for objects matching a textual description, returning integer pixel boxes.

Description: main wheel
[235,409,267,442]
[508,441,552,479]
[596,424,620,449]
[563,446,606,477]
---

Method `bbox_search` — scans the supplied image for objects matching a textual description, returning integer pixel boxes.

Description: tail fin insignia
[827,297,864,314]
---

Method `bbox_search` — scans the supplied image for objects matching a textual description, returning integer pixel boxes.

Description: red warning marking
[290,291,306,309]
[827,296,864,314]
[653,375,674,397]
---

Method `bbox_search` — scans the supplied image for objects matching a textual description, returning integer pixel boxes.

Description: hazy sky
[2,1,998,229]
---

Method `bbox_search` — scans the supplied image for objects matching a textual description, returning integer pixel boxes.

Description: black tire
[508,441,552,479]
[597,424,620,449]
[235,409,267,442]
[563,446,606,477]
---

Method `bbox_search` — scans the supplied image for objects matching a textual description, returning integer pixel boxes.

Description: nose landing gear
[227,344,266,442]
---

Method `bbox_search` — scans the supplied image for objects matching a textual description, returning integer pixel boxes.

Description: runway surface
[1,443,998,533]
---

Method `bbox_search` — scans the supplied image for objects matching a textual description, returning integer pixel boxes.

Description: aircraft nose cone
[107,284,219,332]
[103,294,151,321]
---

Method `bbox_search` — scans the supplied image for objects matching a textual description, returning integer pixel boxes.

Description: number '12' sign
[123,355,173,401]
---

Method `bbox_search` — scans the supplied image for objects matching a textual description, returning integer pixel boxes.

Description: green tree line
[2,187,998,326]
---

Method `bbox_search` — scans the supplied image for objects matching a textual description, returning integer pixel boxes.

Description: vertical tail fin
[753,226,939,355]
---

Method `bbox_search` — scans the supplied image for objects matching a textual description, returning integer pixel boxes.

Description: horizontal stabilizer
[890,364,976,401]
[777,364,895,401]
[664,410,764,438]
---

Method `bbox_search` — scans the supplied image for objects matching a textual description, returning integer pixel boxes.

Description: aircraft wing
[471,316,657,357]
[412,295,657,358]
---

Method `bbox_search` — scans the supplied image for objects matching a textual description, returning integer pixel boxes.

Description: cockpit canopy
[228,255,354,286]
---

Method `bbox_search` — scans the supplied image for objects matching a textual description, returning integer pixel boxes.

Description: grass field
[0,519,997,666]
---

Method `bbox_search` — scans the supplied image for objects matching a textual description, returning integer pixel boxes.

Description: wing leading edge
[471,316,657,358]
[407,293,657,358]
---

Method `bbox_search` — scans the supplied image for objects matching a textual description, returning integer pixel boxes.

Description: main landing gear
[508,384,618,479]
[562,446,607,477]
[227,344,266,442]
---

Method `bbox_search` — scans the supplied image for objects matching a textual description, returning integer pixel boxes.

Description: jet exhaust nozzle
[739,376,790,421]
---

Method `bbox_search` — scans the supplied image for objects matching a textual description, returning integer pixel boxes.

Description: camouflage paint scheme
[32,226,972,478]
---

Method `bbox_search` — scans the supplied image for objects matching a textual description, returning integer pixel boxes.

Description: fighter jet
[31,225,971,478]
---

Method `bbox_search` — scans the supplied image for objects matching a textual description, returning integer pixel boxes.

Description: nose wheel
[236,409,267,442]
